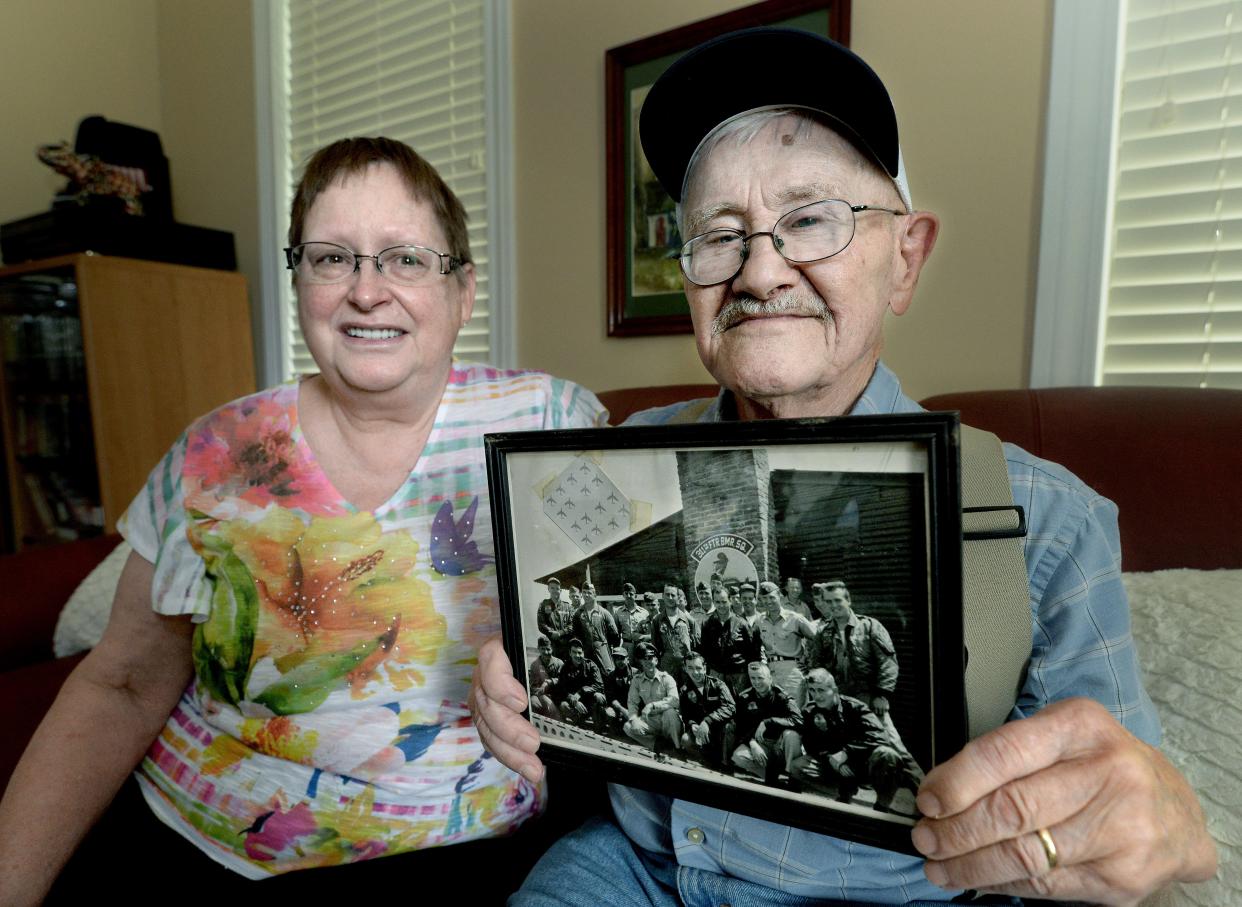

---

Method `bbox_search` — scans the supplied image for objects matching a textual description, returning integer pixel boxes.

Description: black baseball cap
[639,27,902,203]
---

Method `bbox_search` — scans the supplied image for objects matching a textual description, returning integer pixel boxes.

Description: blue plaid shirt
[610,361,1160,903]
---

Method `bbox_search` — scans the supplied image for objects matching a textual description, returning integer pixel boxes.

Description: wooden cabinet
[0,253,255,550]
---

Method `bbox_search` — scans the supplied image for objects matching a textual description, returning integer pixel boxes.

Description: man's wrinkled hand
[469,636,545,784]
[911,698,1216,906]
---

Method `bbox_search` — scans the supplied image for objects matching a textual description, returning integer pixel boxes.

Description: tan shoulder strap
[959,425,1031,738]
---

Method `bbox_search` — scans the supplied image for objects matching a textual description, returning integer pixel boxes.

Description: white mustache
[711,292,833,336]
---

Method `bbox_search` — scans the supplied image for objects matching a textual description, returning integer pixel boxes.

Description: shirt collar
[848,361,922,416]
[709,361,920,421]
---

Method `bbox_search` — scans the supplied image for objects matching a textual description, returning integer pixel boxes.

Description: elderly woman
[0,137,604,900]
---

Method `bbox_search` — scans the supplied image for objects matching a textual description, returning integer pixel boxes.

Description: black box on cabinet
[0,208,235,271]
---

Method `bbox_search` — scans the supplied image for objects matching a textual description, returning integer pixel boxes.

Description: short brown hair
[287,136,472,274]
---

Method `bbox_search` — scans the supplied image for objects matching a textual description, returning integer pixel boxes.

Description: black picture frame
[485,413,964,855]
[604,0,851,337]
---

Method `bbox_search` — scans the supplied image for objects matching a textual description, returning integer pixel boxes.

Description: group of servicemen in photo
[528,573,923,812]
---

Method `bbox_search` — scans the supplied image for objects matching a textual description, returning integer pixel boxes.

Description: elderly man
[755,579,817,697]
[475,27,1215,904]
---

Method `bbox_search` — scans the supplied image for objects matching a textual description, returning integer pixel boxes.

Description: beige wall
[513,0,1053,400]
[0,0,261,372]
[0,0,163,233]
[154,0,261,368]
[861,2,1051,400]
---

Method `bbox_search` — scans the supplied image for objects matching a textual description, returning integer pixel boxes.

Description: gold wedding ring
[1035,826,1059,871]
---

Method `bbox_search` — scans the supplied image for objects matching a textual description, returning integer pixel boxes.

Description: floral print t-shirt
[117,364,607,878]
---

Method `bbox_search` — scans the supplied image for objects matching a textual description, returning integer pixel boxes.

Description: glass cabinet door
[0,265,103,549]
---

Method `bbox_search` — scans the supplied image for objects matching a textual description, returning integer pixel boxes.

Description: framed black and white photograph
[485,414,964,854]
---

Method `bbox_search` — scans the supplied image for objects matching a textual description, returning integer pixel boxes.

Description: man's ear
[888,211,939,317]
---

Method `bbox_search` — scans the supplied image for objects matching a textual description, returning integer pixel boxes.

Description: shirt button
[686,826,705,844]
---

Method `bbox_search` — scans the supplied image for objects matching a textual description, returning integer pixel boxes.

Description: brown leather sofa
[920,387,1242,572]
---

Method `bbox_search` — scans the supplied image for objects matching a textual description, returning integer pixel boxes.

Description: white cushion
[1127,569,1242,906]
[52,539,132,657]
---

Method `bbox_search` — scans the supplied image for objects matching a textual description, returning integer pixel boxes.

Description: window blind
[1103,0,1242,387]
[279,0,491,378]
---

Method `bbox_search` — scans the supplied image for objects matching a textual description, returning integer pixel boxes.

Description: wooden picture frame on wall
[604,0,851,337]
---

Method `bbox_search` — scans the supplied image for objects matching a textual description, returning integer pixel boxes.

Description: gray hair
[677,107,909,236]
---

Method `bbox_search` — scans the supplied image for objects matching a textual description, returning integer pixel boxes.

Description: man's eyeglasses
[285,242,464,287]
[678,199,904,287]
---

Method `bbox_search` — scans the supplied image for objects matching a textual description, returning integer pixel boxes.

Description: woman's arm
[0,551,194,906]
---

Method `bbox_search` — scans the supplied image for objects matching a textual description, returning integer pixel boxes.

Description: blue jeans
[511,815,1022,907]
